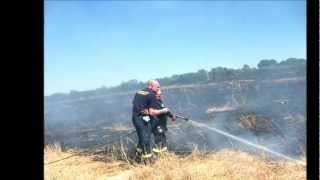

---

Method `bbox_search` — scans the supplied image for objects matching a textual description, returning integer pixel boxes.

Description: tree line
[46,58,305,102]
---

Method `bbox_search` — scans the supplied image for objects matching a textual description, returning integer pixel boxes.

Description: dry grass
[44,143,131,180]
[130,150,305,180]
[44,144,306,180]
[206,104,237,113]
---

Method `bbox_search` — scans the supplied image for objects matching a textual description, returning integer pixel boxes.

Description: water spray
[187,119,306,166]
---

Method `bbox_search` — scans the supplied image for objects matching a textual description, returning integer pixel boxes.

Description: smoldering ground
[45,76,306,164]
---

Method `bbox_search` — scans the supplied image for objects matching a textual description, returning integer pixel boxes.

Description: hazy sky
[45,1,306,96]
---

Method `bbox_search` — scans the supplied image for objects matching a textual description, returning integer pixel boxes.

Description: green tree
[257,59,278,69]
[194,69,209,82]
[279,58,306,67]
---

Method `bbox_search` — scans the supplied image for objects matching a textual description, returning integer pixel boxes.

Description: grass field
[44,143,306,180]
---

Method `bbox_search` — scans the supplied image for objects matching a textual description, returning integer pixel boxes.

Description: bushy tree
[46,57,305,101]
[279,58,306,67]
[257,59,278,69]
[189,69,209,83]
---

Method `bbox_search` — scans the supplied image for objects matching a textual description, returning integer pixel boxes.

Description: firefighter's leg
[152,129,162,153]
[132,116,146,162]
[140,120,154,164]
[151,117,161,153]
[153,116,169,154]
[152,125,168,154]
[157,117,168,153]
[160,131,167,152]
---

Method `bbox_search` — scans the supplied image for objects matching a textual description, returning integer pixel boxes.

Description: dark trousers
[151,116,168,148]
[153,127,167,148]
[132,115,152,154]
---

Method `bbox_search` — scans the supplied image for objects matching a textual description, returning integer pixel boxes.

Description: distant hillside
[45,58,305,102]
[45,58,306,157]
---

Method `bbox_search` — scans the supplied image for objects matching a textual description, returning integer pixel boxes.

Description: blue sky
[45,1,306,96]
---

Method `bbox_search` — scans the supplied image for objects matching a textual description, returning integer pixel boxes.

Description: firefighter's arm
[148,107,170,116]
[167,111,177,121]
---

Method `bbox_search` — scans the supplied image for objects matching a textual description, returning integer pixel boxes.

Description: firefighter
[132,80,170,163]
[151,89,177,155]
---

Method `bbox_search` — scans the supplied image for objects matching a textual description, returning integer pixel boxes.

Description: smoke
[162,78,306,160]
[45,77,306,161]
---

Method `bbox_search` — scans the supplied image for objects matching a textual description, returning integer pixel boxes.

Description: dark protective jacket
[132,87,158,116]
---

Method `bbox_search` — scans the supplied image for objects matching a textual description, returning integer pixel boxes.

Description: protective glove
[171,115,177,122]
[166,111,176,122]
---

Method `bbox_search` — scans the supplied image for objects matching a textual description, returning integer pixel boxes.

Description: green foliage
[46,58,306,101]
[258,59,278,69]
[279,58,306,67]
